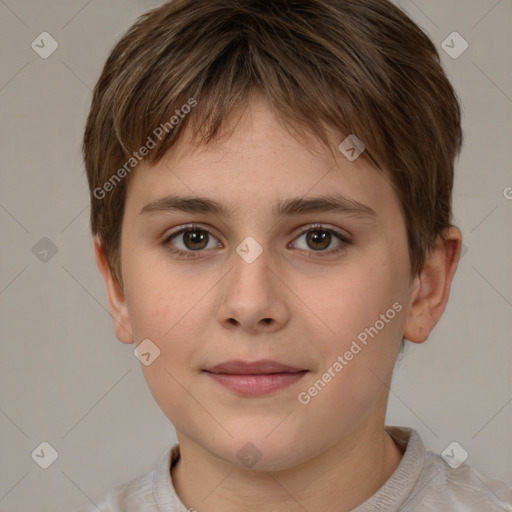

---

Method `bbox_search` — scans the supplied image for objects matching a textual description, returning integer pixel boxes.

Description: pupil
[184,230,208,250]
[307,230,331,250]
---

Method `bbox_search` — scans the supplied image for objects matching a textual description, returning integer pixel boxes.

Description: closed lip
[204,359,307,375]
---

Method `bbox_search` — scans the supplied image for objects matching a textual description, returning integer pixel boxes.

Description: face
[113,97,417,470]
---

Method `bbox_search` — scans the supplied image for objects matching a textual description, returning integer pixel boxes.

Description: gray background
[1,0,511,510]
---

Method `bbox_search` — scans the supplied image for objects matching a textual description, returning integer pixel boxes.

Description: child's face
[115,97,417,469]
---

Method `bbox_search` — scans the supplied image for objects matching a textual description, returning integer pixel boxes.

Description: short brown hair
[83,0,462,285]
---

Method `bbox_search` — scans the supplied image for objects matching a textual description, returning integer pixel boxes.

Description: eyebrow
[139,194,377,219]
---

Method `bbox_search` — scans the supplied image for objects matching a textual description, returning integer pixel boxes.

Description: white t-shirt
[72,426,512,511]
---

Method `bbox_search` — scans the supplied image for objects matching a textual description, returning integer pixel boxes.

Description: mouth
[203,359,309,396]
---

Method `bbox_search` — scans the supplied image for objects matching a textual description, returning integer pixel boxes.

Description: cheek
[140,360,205,434]
[308,262,397,339]
[125,267,208,422]
[123,263,210,412]
[299,257,405,394]
[295,308,403,436]
[123,251,201,340]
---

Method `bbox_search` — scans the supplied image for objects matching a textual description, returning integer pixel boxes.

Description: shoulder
[69,446,181,512]
[404,448,512,511]
[381,427,512,512]
[69,469,157,512]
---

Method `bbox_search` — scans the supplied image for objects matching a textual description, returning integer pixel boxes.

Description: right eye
[163,225,222,258]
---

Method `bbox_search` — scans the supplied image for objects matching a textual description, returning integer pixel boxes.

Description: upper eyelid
[165,223,222,242]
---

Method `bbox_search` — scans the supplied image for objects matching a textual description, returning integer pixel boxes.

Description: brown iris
[183,229,209,250]
[306,230,331,251]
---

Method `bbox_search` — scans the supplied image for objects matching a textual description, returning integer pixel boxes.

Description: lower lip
[205,371,308,396]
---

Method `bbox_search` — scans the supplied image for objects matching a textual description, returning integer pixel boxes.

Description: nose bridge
[230,238,275,309]
[217,237,289,332]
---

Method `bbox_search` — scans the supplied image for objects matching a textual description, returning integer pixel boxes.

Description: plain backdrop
[0,0,511,510]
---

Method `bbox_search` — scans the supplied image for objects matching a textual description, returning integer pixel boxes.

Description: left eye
[291,227,348,252]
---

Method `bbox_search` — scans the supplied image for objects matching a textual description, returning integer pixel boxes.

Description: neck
[171,422,403,512]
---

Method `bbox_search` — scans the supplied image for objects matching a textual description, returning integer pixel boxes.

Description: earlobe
[403,227,462,344]
[93,237,134,344]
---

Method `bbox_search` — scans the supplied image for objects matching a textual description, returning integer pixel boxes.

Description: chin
[204,428,313,472]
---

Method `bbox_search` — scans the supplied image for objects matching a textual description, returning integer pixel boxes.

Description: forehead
[125,98,399,222]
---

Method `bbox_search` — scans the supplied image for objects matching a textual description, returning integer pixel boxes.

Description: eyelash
[162,223,352,260]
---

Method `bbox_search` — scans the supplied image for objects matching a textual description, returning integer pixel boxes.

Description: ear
[94,237,134,344]
[403,227,462,344]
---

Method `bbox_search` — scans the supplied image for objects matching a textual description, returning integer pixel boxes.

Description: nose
[216,245,290,334]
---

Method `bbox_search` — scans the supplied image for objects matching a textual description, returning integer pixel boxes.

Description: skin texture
[95,96,462,512]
